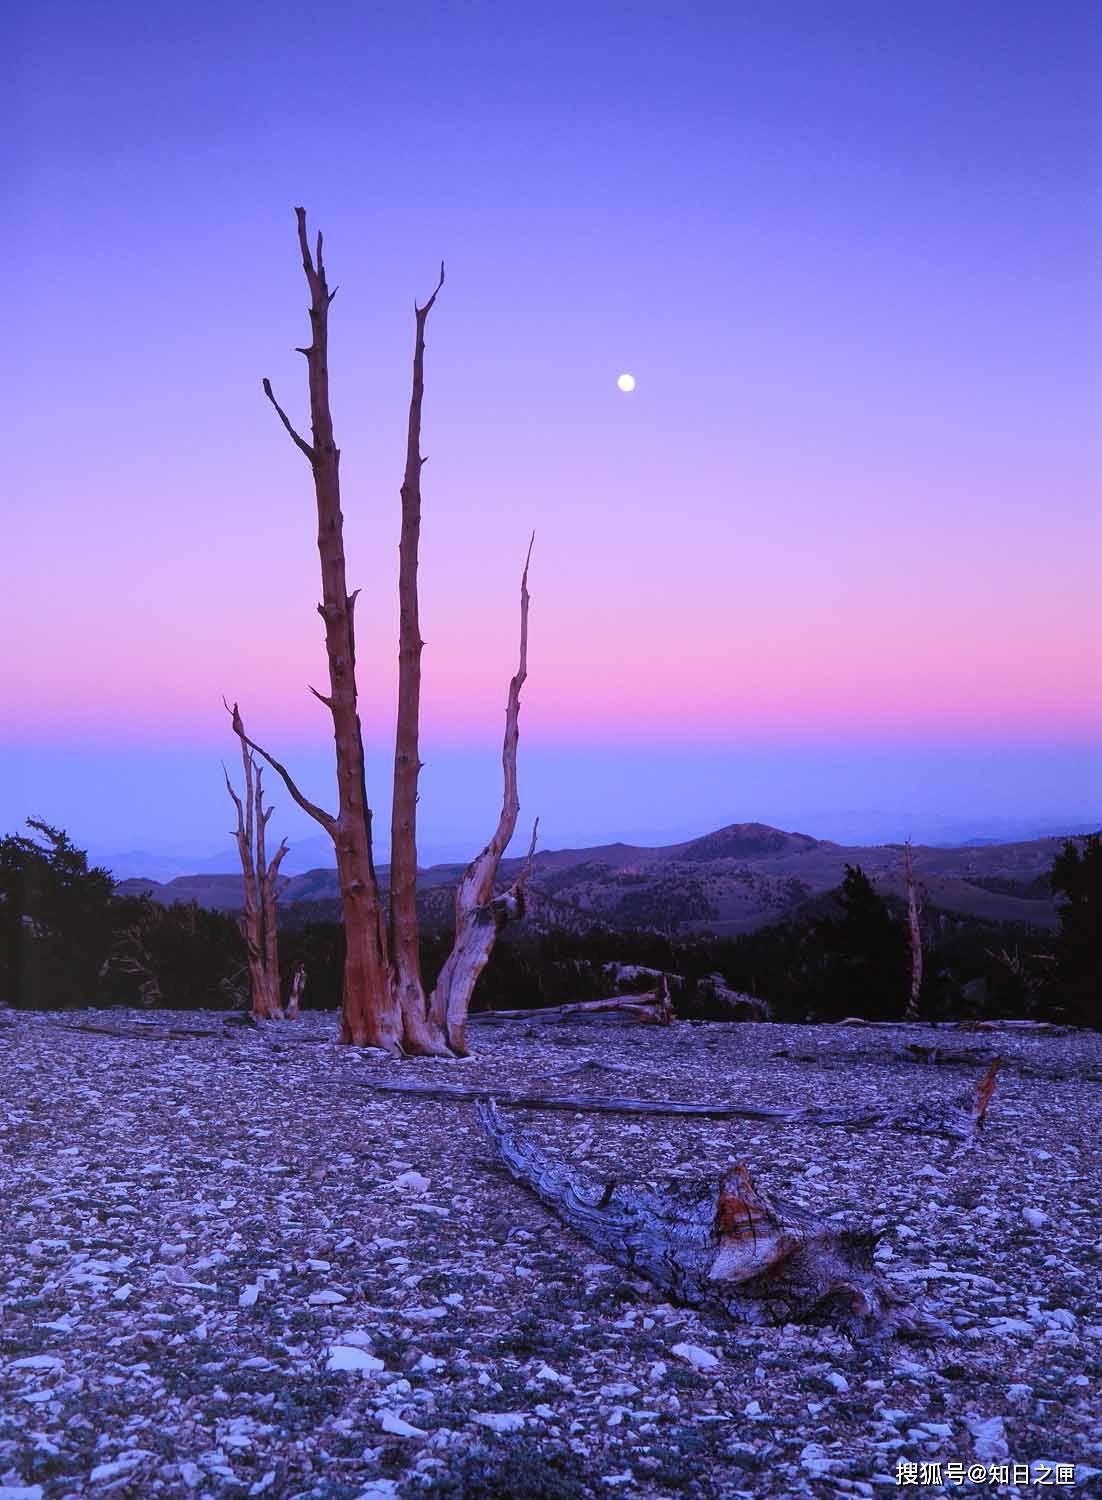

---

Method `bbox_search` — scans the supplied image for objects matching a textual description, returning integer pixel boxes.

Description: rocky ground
[2,1010,1100,1499]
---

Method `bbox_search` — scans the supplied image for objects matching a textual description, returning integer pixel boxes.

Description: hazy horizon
[4,738,1098,876]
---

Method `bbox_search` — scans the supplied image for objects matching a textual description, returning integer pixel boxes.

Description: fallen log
[472,983,675,1027]
[778,1040,1102,1085]
[838,1017,1069,1035]
[56,1018,255,1041]
[476,1099,951,1341]
[58,1021,221,1040]
[362,1060,1000,1142]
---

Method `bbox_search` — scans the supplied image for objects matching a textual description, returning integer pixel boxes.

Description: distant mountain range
[113,819,1099,935]
[90,815,1102,883]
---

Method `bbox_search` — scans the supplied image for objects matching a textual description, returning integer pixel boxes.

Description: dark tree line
[1,821,1098,1029]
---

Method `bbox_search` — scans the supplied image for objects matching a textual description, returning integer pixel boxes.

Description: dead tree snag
[904,840,923,1021]
[224,704,288,1019]
[236,209,534,1053]
[428,544,536,1056]
[286,963,306,1020]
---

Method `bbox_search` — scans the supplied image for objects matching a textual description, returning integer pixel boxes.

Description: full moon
[616,372,636,393]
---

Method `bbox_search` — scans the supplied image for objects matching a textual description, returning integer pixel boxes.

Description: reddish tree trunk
[242,210,534,1053]
[390,267,448,1055]
[258,211,399,1050]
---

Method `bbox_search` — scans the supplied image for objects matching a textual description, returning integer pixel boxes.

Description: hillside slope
[116,820,1086,933]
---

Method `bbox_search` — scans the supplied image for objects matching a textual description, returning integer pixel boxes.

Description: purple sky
[8,1,1101,860]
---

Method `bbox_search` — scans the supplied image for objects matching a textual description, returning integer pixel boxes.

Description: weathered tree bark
[239,210,534,1053]
[252,211,400,1050]
[477,1100,949,1339]
[224,706,288,1019]
[904,840,923,1021]
[427,543,536,1056]
[389,267,447,1055]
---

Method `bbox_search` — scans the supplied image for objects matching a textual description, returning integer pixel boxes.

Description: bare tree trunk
[904,840,923,1021]
[255,774,286,1020]
[428,544,536,1055]
[390,266,448,1056]
[256,209,398,1051]
[286,963,306,1020]
[224,708,288,1019]
[238,210,534,1054]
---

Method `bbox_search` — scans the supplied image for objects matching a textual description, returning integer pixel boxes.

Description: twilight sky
[7,1,1101,861]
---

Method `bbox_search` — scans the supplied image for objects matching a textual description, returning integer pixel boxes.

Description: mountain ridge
[114,819,1098,934]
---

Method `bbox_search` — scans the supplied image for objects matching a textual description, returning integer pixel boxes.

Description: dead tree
[477,1101,949,1339]
[237,208,534,1054]
[286,963,306,1020]
[903,839,923,1021]
[224,706,288,1020]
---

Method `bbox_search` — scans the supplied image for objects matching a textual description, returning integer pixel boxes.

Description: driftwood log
[362,1060,1000,1143]
[476,1100,950,1340]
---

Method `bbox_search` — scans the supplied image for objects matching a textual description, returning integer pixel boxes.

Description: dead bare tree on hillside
[224,706,289,1020]
[235,208,534,1055]
[903,839,923,1021]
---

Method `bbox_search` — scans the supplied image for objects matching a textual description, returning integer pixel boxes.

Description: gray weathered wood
[476,1100,951,1340]
[361,1060,1000,1142]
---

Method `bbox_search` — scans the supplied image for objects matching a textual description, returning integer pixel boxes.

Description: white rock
[378,1411,427,1438]
[239,1283,261,1308]
[404,1305,447,1322]
[327,1346,385,1375]
[988,1317,1034,1337]
[159,1242,186,1260]
[671,1342,719,1371]
[1022,1207,1048,1229]
[342,1329,376,1349]
[473,1412,526,1432]
[308,1290,347,1305]
[112,1283,135,1302]
[967,1415,1008,1461]
[800,1442,837,1476]
[416,1354,444,1372]
[1007,1383,1032,1405]
[825,1371,849,1393]
[535,1364,570,1385]
[89,1454,148,1483]
[0,1486,45,1500]
[355,1483,400,1500]
[393,1171,430,1195]
[9,1355,63,1373]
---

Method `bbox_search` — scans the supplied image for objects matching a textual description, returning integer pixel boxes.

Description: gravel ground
[2,1010,1100,1499]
